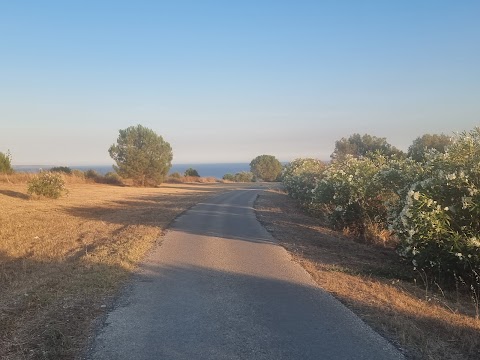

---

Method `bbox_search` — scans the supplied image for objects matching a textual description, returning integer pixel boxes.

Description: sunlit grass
[0,181,238,359]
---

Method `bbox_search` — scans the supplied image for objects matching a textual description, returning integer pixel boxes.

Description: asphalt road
[88,187,404,360]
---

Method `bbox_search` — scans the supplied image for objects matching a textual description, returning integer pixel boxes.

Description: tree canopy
[331,133,403,161]
[108,125,173,186]
[184,168,200,177]
[250,155,282,182]
[407,133,452,162]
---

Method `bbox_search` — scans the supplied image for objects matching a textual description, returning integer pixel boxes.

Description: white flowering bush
[27,172,68,199]
[282,158,325,207]
[282,128,480,284]
[394,129,480,282]
[310,155,393,238]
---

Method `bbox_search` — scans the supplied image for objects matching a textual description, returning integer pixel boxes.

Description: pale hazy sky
[1,1,479,165]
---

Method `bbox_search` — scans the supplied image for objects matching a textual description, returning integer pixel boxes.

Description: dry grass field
[256,190,480,360]
[0,179,240,359]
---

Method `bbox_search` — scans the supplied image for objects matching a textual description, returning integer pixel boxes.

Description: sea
[13,163,252,179]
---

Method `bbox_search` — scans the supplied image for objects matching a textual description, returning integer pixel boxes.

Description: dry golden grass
[166,175,219,184]
[256,190,480,360]
[0,181,240,359]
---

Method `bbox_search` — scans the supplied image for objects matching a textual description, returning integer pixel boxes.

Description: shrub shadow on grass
[0,189,30,200]
[0,250,132,360]
[63,194,205,227]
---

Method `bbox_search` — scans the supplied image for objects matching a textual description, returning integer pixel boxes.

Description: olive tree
[250,155,282,182]
[108,125,173,186]
[331,133,403,161]
[407,133,452,162]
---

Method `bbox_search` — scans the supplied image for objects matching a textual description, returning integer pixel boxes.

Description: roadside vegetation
[256,190,480,359]
[250,154,282,181]
[108,124,173,187]
[276,127,480,359]
[222,171,255,183]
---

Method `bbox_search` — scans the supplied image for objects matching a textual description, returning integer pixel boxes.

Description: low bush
[184,168,200,177]
[169,172,182,179]
[234,172,254,182]
[0,151,13,174]
[222,173,235,181]
[27,172,68,199]
[50,166,72,174]
[102,172,123,185]
[84,169,101,182]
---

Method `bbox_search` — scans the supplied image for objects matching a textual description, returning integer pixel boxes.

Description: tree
[108,125,173,186]
[250,155,282,182]
[184,168,200,177]
[331,133,403,161]
[407,133,452,162]
[0,150,13,174]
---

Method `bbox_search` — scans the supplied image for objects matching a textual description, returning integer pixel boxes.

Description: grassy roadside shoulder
[255,189,480,360]
[0,181,241,359]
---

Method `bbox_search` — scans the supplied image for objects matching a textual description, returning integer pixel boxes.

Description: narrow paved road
[88,187,404,360]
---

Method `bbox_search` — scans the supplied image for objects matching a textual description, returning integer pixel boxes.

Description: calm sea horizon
[13,163,252,179]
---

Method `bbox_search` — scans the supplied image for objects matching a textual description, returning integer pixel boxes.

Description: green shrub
[222,173,235,181]
[27,172,68,199]
[49,166,72,174]
[234,172,254,182]
[103,172,123,185]
[85,169,101,181]
[184,168,200,177]
[169,172,182,179]
[0,150,13,174]
[250,155,282,181]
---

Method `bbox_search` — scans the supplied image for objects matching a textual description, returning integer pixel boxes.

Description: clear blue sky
[1,0,479,165]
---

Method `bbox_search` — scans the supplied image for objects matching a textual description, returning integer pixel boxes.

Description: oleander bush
[393,129,480,284]
[282,158,325,208]
[27,172,68,199]
[282,128,480,284]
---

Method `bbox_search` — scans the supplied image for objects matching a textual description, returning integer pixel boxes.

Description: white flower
[468,237,480,248]
[462,196,472,209]
[413,191,420,200]
[446,173,457,181]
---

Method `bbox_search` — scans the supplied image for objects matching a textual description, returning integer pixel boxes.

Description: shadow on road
[88,263,404,360]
